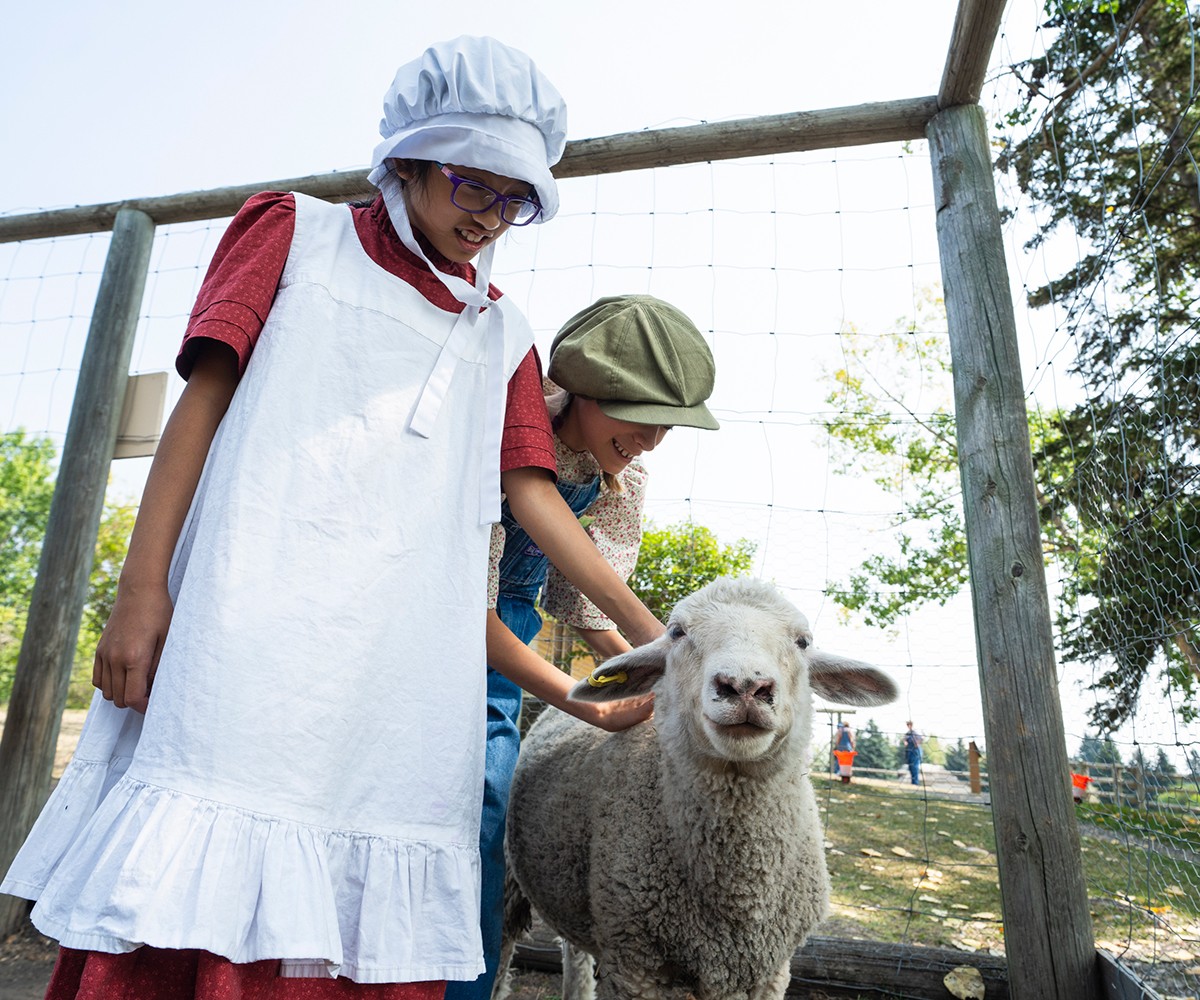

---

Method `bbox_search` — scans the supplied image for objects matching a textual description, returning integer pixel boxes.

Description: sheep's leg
[490,934,517,1000]
[746,959,792,1000]
[493,869,533,1000]
[561,941,597,1000]
[592,962,670,1000]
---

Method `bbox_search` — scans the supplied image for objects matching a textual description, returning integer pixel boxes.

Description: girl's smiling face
[397,161,533,264]
[560,398,670,476]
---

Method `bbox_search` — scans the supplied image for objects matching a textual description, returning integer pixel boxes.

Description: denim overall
[445,474,601,1000]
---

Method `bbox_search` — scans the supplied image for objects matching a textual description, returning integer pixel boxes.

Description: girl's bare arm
[573,626,633,660]
[500,467,664,648]
[94,343,239,712]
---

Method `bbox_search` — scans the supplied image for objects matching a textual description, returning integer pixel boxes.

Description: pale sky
[2,0,965,211]
[3,1,1190,762]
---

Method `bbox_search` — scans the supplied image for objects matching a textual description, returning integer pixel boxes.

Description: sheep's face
[570,577,899,768]
[663,582,815,764]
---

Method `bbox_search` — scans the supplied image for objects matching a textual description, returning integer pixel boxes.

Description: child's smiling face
[398,161,533,264]
[565,398,671,476]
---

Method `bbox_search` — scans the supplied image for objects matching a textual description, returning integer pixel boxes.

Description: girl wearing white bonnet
[3,37,658,998]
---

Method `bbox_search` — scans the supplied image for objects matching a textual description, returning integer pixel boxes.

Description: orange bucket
[834,750,856,775]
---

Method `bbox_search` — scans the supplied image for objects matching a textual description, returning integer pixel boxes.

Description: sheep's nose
[713,675,776,705]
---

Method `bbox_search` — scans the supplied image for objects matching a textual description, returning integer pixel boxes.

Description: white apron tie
[376,167,508,524]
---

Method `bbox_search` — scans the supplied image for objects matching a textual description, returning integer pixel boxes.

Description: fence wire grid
[1,1,1198,995]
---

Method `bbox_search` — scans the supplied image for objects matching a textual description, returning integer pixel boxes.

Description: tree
[825,4,1200,732]
[0,430,56,605]
[851,718,895,773]
[825,292,1197,732]
[822,293,968,631]
[994,0,1200,731]
[628,520,756,622]
[944,738,970,774]
[0,430,133,705]
[1076,733,1123,767]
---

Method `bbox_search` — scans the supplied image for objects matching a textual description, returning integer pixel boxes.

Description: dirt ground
[0,918,56,1000]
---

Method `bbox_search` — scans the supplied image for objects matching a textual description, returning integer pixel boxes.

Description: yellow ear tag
[586,670,628,688]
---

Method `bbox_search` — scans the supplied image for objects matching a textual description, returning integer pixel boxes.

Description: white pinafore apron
[1,193,531,984]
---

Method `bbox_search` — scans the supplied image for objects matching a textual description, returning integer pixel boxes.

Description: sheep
[500,576,898,1000]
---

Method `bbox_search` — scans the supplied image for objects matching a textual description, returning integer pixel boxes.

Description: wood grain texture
[0,208,155,934]
[512,934,1011,999]
[927,103,1099,1000]
[939,0,1010,108]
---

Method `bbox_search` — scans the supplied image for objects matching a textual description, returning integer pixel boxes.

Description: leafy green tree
[628,520,756,622]
[0,430,133,705]
[827,4,1200,732]
[1077,733,1123,767]
[994,0,1200,730]
[944,738,970,774]
[825,296,1196,733]
[823,294,968,631]
[1151,747,1178,797]
[850,718,895,773]
[0,430,57,605]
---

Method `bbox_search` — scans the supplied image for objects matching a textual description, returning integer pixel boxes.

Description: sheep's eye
[669,624,686,640]
[796,636,810,650]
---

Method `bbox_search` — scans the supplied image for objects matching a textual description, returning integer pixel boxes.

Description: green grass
[1077,800,1200,848]
[815,775,1004,952]
[813,774,1200,967]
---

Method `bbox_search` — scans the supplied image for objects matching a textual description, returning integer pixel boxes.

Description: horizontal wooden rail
[512,934,1010,999]
[0,96,939,244]
[940,0,1009,108]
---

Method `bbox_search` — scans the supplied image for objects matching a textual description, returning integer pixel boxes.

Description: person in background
[834,718,856,784]
[904,720,925,785]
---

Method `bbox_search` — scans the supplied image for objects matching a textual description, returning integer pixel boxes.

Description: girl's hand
[92,583,174,713]
[567,692,655,733]
[89,341,238,714]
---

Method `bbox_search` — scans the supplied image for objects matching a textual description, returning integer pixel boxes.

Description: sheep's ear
[567,636,668,703]
[809,651,899,706]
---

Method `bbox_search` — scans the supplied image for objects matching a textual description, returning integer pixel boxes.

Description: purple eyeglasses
[434,163,542,226]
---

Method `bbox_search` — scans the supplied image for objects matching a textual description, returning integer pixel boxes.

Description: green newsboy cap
[547,295,719,430]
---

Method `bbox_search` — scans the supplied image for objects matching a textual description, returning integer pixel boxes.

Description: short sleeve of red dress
[177,191,295,379]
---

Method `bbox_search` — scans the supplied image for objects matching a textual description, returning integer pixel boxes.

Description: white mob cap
[369,36,567,222]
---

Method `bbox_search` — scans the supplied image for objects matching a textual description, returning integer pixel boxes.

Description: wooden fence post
[1133,767,1147,811]
[0,207,155,935]
[927,103,1099,999]
[968,741,982,795]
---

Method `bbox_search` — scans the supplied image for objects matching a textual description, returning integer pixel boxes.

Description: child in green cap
[448,294,719,1000]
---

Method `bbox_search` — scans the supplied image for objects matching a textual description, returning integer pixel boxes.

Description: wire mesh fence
[1,1,1198,994]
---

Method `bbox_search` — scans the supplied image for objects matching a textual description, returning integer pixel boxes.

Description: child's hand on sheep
[487,611,654,731]
[567,691,655,732]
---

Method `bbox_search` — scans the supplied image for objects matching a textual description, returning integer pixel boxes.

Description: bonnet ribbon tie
[376,167,517,524]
